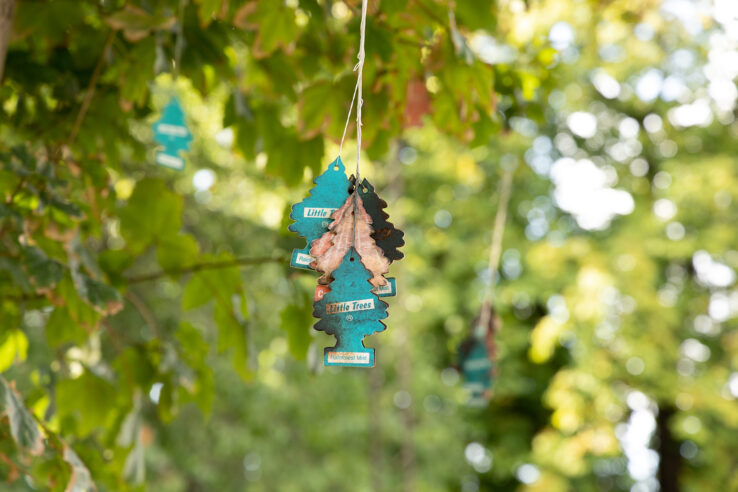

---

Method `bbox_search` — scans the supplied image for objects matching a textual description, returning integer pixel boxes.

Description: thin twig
[125,291,159,337]
[124,255,287,284]
[395,36,426,49]
[67,30,115,148]
[4,255,286,302]
[413,0,446,26]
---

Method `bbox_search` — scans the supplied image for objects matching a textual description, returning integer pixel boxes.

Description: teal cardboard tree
[458,308,498,406]
[288,157,350,269]
[313,247,388,367]
[152,96,192,170]
[458,337,494,406]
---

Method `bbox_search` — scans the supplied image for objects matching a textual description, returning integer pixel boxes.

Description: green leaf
[298,81,337,136]
[176,323,214,415]
[157,234,200,272]
[13,0,86,44]
[279,299,312,361]
[454,0,496,31]
[46,307,87,349]
[253,3,299,56]
[98,249,134,284]
[57,276,101,330]
[0,202,22,220]
[119,178,183,251]
[122,437,145,485]
[198,0,223,26]
[73,273,123,316]
[116,37,157,106]
[265,134,324,186]
[234,119,258,160]
[63,445,96,492]
[0,330,29,373]
[177,323,208,367]
[23,245,64,290]
[56,372,116,436]
[1,377,45,456]
[115,348,155,391]
[0,257,33,294]
[213,295,251,380]
[182,254,241,310]
[105,5,175,42]
[48,197,83,218]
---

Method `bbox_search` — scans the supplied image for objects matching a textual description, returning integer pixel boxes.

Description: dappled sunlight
[2,0,738,491]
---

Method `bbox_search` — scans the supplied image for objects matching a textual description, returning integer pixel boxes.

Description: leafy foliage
[2,0,738,491]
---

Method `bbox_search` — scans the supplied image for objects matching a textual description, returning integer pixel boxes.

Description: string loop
[355,0,367,183]
[476,168,514,338]
[172,0,187,81]
[338,0,368,186]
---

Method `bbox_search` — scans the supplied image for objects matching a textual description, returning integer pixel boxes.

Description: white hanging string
[337,0,368,183]
[355,0,367,183]
[326,0,369,247]
[476,168,514,338]
[338,82,358,159]
[172,0,187,81]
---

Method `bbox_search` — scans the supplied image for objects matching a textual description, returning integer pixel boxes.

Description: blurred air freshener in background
[458,304,499,406]
[152,96,192,171]
[458,165,513,404]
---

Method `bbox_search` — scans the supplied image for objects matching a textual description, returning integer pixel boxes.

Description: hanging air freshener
[458,168,514,403]
[151,1,190,171]
[459,305,498,406]
[313,248,388,367]
[152,96,192,170]
[287,0,402,366]
[288,157,350,269]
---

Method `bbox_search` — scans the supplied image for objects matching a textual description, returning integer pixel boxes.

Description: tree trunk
[389,146,416,492]
[0,0,15,83]
[656,404,681,492]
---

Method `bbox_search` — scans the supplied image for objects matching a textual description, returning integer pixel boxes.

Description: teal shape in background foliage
[313,248,388,367]
[289,157,350,269]
[459,335,494,406]
[152,96,192,170]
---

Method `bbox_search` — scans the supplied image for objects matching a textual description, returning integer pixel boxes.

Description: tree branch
[66,30,116,148]
[413,0,446,27]
[125,291,159,337]
[0,0,16,84]
[124,255,288,284]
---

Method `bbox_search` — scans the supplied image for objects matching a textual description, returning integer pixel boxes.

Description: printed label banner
[326,298,375,315]
[303,207,337,218]
[325,352,372,365]
[290,250,315,270]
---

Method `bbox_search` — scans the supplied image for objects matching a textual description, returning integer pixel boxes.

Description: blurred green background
[1,0,738,491]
